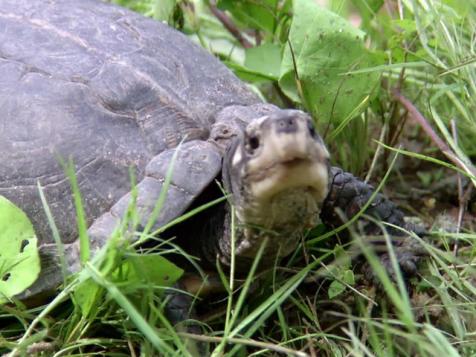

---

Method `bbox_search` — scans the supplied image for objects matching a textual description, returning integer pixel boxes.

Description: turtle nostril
[276,117,297,133]
[279,119,292,127]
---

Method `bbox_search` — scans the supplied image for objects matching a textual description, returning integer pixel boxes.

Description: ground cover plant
[1,0,476,356]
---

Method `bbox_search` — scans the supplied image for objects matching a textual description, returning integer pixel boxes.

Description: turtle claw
[363,236,426,286]
[164,284,208,355]
[164,286,196,327]
[398,251,421,276]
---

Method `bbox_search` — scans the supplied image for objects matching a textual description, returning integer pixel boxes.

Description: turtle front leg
[21,140,222,301]
[320,166,426,279]
[84,140,222,257]
[62,140,223,333]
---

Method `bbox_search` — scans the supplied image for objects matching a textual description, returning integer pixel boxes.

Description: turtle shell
[0,0,258,246]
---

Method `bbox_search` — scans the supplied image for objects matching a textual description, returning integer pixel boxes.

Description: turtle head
[222,109,330,262]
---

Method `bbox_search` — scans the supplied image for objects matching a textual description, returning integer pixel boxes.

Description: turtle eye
[307,121,317,138]
[247,135,260,153]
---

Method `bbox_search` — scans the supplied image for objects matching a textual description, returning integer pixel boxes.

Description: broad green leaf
[343,269,355,285]
[228,61,278,83]
[74,254,183,317]
[279,0,381,123]
[0,196,40,301]
[117,255,184,287]
[152,0,176,22]
[244,43,282,80]
[328,279,345,299]
[218,0,278,34]
[328,269,355,299]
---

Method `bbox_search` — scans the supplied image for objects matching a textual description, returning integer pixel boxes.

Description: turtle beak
[265,114,319,163]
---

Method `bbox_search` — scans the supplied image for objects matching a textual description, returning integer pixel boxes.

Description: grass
[2,0,476,356]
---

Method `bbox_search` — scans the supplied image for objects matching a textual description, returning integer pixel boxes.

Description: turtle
[0,0,423,300]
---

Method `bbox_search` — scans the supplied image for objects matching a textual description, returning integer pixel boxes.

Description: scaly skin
[322,167,406,235]
[321,167,426,278]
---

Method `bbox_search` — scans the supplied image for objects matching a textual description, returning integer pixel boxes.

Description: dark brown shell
[0,0,258,245]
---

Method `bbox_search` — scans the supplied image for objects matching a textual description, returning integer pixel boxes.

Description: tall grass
[2,0,476,356]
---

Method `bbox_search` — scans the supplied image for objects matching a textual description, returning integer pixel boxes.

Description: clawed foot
[362,234,427,285]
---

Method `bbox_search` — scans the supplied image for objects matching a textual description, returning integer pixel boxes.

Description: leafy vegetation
[0,197,40,301]
[2,0,476,356]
